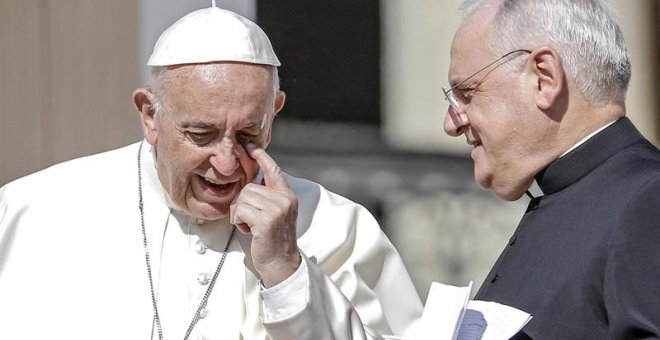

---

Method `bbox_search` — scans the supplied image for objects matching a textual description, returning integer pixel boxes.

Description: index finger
[246,143,290,190]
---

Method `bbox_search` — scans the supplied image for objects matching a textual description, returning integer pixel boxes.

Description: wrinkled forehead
[159,63,276,119]
[163,64,274,103]
[449,9,498,80]
[166,63,273,87]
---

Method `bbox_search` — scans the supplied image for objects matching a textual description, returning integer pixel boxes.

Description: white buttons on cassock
[194,241,207,254]
[197,272,210,285]
[198,308,208,319]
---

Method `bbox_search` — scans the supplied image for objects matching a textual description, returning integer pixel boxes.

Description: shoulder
[619,171,660,224]
[615,139,660,174]
[284,173,386,252]
[1,142,141,206]
[603,161,660,331]
[604,154,660,256]
[285,173,374,221]
[594,139,660,198]
[601,139,660,231]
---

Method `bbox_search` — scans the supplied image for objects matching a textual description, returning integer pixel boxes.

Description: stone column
[0,0,141,186]
[381,0,468,155]
[609,0,659,145]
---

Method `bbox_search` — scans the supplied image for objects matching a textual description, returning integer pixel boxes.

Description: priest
[0,5,422,339]
[443,0,660,338]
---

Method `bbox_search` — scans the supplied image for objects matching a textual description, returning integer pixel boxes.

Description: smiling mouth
[469,141,482,148]
[200,176,233,190]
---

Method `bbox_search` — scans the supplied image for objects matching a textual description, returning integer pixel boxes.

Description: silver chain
[138,141,236,340]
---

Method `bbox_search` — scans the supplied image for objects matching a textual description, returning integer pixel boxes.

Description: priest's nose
[444,107,468,136]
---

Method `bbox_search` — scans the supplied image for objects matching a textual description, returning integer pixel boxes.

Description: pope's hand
[230,143,301,288]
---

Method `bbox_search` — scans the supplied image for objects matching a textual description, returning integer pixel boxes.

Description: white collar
[527,179,544,197]
[559,120,617,158]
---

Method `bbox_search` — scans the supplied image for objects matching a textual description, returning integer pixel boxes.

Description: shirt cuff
[259,256,309,322]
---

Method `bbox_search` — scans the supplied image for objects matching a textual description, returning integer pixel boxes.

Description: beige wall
[611,0,659,145]
[0,1,142,186]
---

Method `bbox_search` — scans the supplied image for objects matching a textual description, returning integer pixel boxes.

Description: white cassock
[0,141,422,340]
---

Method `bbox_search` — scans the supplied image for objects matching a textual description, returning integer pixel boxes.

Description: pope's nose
[210,138,240,176]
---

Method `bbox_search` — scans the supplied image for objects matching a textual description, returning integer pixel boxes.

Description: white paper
[406,281,472,339]
[457,300,532,340]
[404,282,532,340]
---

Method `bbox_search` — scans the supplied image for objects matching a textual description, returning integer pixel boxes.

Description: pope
[0,4,422,340]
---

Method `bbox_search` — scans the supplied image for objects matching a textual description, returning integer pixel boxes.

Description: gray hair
[148,64,281,116]
[459,0,631,105]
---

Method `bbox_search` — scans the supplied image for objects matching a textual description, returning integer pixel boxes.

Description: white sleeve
[0,184,14,250]
[259,255,309,322]
[260,254,383,340]
[258,177,423,340]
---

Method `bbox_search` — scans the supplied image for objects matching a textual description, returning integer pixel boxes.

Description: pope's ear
[529,47,564,111]
[264,91,286,146]
[133,88,158,144]
[274,90,286,115]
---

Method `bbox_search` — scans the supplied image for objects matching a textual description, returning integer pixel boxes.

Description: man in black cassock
[442,0,660,338]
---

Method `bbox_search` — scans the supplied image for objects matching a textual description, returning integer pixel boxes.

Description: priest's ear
[133,88,159,145]
[527,47,565,111]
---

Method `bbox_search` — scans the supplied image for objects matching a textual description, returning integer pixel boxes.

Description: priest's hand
[230,143,301,288]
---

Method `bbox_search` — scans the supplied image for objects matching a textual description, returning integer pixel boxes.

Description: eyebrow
[450,75,480,89]
[449,78,466,88]
[244,113,268,130]
[449,49,533,90]
[180,122,216,129]
[180,113,267,131]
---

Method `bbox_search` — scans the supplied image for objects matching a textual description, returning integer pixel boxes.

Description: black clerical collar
[535,117,643,195]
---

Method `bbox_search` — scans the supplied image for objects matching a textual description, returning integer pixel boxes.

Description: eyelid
[238,131,260,140]
[452,70,483,89]
[458,86,476,94]
[187,130,216,138]
[185,130,217,145]
[241,124,263,134]
[450,74,473,88]
[185,124,215,132]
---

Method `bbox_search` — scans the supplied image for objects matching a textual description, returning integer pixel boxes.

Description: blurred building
[1,0,658,299]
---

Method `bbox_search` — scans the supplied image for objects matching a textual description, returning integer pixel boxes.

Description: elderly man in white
[0,4,422,340]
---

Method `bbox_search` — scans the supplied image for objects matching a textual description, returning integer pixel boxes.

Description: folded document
[404,281,532,340]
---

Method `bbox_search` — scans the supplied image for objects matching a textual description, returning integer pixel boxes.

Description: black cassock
[476,117,660,339]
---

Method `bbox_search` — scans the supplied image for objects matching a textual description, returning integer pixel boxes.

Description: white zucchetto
[147,6,280,67]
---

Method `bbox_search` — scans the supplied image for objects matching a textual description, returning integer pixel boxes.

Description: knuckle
[272,204,286,217]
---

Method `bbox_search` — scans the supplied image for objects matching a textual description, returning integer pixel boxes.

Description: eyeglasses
[443,49,531,121]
